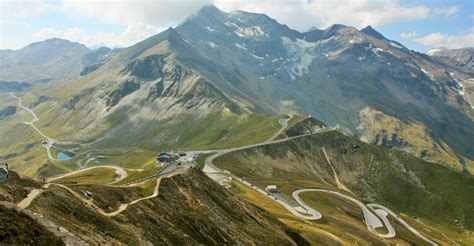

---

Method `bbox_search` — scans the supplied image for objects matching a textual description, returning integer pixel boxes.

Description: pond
[57,151,73,160]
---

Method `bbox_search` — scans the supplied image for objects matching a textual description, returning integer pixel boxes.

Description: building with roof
[265,185,278,193]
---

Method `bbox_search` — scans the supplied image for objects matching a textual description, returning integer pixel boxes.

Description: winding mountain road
[203,127,336,174]
[10,110,437,244]
[17,184,51,209]
[202,117,437,245]
[367,204,437,245]
[292,189,396,238]
[46,165,128,185]
[9,93,55,160]
[266,115,292,142]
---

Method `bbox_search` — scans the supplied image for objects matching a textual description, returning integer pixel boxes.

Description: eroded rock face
[103,80,141,108]
[372,131,411,150]
[284,117,327,137]
[357,107,463,171]
[122,54,166,81]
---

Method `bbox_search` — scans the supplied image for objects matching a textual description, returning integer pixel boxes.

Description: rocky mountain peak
[360,25,386,40]
[429,47,474,68]
[322,24,356,38]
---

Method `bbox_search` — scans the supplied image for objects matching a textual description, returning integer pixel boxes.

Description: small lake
[57,151,73,160]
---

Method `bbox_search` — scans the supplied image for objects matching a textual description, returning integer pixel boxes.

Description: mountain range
[2,5,472,172]
[0,5,473,244]
[0,38,119,83]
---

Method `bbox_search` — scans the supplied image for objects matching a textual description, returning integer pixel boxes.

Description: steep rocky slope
[0,204,64,245]
[1,4,472,175]
[428,47,474,69]
[428,47,474,110]
[174,5,474,169]
[0,170,306,244]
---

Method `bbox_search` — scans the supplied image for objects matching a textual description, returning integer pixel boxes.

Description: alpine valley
[0,5,473,245]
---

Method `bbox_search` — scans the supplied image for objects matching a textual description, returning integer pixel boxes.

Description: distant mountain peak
[307,27,322,32]
[323,24,350,37]
[24,38,88,51]
[361,25,386,40]
[196,3,225,17]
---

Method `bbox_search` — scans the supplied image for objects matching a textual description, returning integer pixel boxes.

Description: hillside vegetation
[1,170,307,244]
[214,130,474,243]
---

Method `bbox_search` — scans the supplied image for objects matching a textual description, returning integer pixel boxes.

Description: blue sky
[0,0,472,52]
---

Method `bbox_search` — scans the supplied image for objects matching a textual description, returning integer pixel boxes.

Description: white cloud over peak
[214,0,434,30]
[33,23,164,48]
[80,0,454,32]
[401,28,474,49]
[4,0,460,30]
[59,0,209,25]
[0,0,465,49]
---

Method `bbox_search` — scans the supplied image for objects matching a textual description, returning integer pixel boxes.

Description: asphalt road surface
[202,117,436,243]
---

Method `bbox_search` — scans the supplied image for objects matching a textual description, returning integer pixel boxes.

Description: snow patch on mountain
[369,46,393,57]
[281,37,318,79]
[207,42,218,48]
[389,42,403,49]
[234,26,266,38]
[451,79,466,96]
[328,47,349,57]
[235,43,247,50]
[250,52,264,60]
[426,48,443,56]
[349,36,363,44]
[225,21,266,38]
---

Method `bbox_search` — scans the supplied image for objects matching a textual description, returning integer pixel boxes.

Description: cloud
[213,0,456,30]
[33,23,165,48]
[1,0,466,49]
[0,0,55,19]
[59,0,210,25]
[34,27,61,38]
[59,0,454,31]
[432,5,460,18]
[401,28,474,49]
[6,0,457,30]
[400,31,417,39]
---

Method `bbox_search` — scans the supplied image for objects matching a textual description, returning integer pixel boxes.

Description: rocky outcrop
[103,80,140,108]
[122,54,166,80]
[284,116,327,137]
[372,131,411,149]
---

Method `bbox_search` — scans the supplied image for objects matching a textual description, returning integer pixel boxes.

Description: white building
[265,185,278,193]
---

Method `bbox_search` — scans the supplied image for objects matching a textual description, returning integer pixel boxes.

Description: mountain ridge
[1,4,473,174]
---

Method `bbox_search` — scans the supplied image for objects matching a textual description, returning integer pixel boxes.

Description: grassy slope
[1,100,282,178]
[0,205,63,245]
[228,180,393,245]
[24,170,304,244]
[54,168,119,185]
[213,131,474,244]
[358,107,471,172]
[177,112,281,150]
